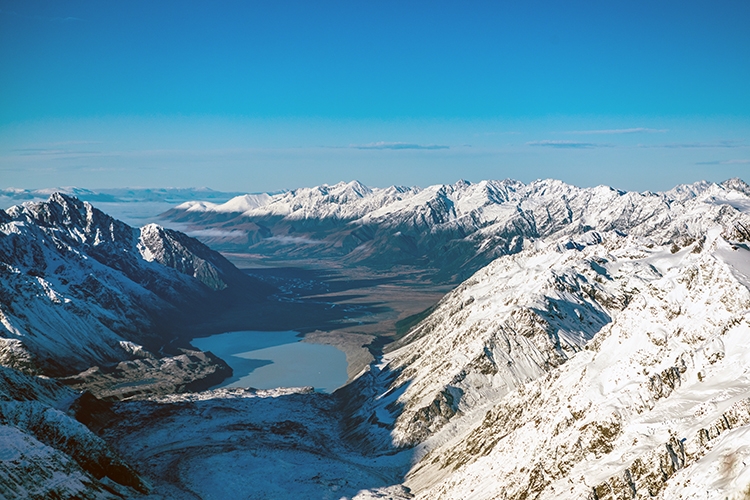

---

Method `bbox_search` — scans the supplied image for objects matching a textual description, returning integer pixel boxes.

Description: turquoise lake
[191,330,348,393]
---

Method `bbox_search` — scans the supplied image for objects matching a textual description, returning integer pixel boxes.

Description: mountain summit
[0,193,273,377]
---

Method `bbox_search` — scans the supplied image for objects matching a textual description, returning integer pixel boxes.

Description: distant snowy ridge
[0,186,246,205]
[164,177,750,283]
[171,177,750,220]
[176,192,273,213]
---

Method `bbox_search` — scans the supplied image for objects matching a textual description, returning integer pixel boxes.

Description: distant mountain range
[163,177,750,283]
[0,187,248,205]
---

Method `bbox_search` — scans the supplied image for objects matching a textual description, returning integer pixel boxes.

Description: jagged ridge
[164,178,750,282]
[0,193,273,376]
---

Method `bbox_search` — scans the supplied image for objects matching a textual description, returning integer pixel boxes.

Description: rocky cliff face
[338,178,750,498]
[0,193,273,376]
[0,366,146,499]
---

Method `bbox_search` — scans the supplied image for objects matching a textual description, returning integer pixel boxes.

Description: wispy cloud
[350,142,449,150]
[186,229,247,239]
[12,148,102,156]
[526,140,612,149]
[266,235,327,245]
[695,159,750,165]
[565,128,668,135]
[643,140,745,149]
[49,140,101,146]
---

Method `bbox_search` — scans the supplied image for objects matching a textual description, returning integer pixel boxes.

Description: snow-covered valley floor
[105,388,413,500]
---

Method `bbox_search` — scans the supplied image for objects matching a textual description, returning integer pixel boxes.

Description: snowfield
[105,388,414,500]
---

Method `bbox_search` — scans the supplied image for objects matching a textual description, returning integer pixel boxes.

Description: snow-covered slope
[0,193,273,376]
[176,192,273,213]
[337,179,750,498]
[0,366,146,498]
[396,233,750,500]
[163,178,750,283]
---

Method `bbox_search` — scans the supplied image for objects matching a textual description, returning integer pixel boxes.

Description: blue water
[191,330,348,393]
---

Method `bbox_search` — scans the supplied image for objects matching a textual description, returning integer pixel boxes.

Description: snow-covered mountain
[162,178,750,283]
[0,193,273,378]
[335,178,750,498]
[0,187,251,228]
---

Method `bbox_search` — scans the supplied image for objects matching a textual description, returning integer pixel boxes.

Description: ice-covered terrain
[2,178,750,499]
[0,366,147,498]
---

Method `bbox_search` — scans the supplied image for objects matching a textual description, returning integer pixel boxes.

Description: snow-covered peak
[722,177,750,196]
[0,194,271,376]
[175,200,219,212]
[228,180,419,220]
[664,179,715,202]
[161,177,750,284]
[181,193,273,214]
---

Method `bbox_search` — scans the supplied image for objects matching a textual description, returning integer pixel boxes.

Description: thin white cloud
[644,140,745,149]
[695,159,750,165]
[350,142,449,150]
[12,148,102,156]
[186,229,247,239]
[526,140,612,149]
[266,235,327,245]
[49,140,102,146]
[565,128,668,135]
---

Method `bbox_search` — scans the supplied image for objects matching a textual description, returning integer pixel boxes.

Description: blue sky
[1,1,748,192]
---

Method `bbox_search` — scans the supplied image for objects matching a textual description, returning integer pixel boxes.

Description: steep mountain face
[0,366,146,499]
[0,193,273,377]
[337,179,750,498]
[400,233,750,500]
[162,178,750,283]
